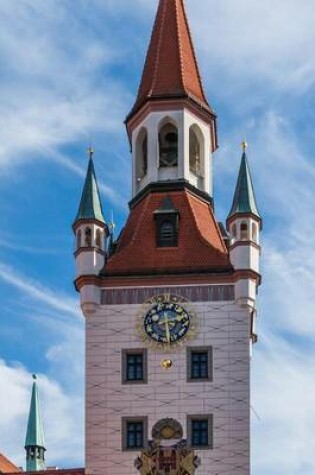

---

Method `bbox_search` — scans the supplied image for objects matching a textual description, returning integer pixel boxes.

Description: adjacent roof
[103,189,232,276]
[129,0,211,116]
[8,470,84,475]
[75,157,105,225]
[228,151,260,220]
[25,380,45,449]
[0,454,20,474]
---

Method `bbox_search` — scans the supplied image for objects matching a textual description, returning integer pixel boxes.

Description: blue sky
[0,0,315,473]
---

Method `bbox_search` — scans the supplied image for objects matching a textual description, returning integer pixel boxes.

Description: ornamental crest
[135,440,200,475]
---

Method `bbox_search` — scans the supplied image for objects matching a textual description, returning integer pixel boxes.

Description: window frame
[187,414,213,450]
[187,347,213,382]
[122,349,148,385]
[122,416,148,451]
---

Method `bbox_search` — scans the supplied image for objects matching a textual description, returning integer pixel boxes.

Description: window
[122,417,147,451]
[157,220,177,247]
[95,229,102,249]
[136,128,148,180]
[84,227,92,246]
[187,415,213,449]
[187,347,212,381]
[122,349,147,384]
[240,222,248,240]
[76,229,82,250]
[159,122,178,167]
[189,126,202,174]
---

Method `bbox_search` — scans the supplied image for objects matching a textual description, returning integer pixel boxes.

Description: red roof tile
[7,470,84,475]
[104,189,232,276]
[130,0,210,116]
[0,454,20,474]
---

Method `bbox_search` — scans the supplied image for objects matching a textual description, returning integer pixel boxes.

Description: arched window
[159,123,178,168]
[240,222,248,240]
[189,126,202,174]
[95,229,102,249]
[252,223,258,243]
[84,227,92,247]
[76,229,82,250]
[136,128,148,179]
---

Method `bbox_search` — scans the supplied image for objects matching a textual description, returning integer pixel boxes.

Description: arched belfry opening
[189,125,204,175]
[136,128,148,180]
[159,122,178,168]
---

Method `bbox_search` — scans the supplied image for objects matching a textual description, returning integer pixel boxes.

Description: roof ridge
[179,0,207,102]
[175,0,185,92]
[150,0,167,96]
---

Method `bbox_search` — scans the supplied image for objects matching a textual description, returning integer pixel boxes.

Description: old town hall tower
[73,1,262,474]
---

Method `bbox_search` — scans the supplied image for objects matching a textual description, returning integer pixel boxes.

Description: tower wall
[84,284,251,475]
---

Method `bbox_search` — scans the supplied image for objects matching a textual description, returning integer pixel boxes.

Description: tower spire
[228,143,261,220]
[25,375,46,472]
[128,0,212,118]
[74,150,105,225]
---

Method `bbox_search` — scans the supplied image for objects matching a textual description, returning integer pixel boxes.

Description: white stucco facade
[83,284,252,475]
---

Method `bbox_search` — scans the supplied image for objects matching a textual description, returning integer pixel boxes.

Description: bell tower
[125,0,217,199]
[74,1,262,475]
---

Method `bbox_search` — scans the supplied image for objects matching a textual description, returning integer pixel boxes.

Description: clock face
[144,302,190,344]
[138,294,197,349]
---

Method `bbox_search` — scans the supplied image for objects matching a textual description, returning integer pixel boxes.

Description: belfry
[74,1,262,474]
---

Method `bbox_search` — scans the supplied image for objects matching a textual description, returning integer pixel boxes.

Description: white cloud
[252,332,315,475]
[188,0,315,93]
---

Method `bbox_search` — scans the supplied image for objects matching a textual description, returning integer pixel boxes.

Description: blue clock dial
[144,302,190,344]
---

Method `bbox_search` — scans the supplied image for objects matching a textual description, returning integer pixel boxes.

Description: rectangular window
[187,347,213,381]
[122,417,147,451]
[187,415,213,449]
[122,349,147,384]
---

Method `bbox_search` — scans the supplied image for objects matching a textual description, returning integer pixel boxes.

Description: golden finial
[88,146,94,160]
[241,140,248,152]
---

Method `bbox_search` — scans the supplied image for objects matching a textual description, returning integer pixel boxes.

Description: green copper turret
[228,143,260,220]
[74,148,106,225]
[25,375,46,472]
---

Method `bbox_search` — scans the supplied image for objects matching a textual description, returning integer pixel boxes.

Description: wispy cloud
[0,262,79,318]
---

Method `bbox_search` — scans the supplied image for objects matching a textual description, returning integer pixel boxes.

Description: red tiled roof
[130,0,210,116]
[0,454,20,474]
[104,189,232,276]
[7,470,84,475]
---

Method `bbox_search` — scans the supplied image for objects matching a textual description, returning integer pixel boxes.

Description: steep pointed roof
[25,378,45,449]
[228,150,260,220]
[130,0,211,116]
[75,156,105,225]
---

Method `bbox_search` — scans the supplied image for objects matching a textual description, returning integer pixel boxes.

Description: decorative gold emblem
[162,359,173,370]
[137,294,197,351]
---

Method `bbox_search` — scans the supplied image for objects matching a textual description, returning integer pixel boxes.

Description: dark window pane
[127,421,144,448]
[191,351,208,379]
[192,419,209,446]
[126,353,144,381]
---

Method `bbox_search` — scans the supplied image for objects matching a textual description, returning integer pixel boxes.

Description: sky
[0,0,314,473]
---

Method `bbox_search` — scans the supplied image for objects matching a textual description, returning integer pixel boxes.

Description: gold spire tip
[241,140,248,152]
[88,146,94,160]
